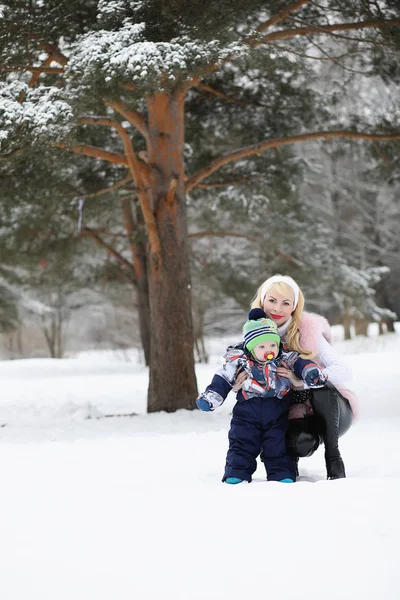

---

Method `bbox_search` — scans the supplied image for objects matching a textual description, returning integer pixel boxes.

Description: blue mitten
[196,397,214,412]
[302,364,325,387]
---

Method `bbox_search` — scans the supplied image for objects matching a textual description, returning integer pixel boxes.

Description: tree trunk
[384,318,396,333]
[146,91,197,412]
[342,313,352,340]
[121,196,151,366]
[193,306,209,363]
[354,317,369,337]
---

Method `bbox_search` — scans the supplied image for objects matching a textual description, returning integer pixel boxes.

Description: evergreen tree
[1,1,400,411]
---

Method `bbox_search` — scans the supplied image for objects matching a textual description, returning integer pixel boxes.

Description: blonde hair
[251,278,314,358]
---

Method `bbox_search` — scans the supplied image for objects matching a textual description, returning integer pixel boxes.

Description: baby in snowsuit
[196,308,327,484]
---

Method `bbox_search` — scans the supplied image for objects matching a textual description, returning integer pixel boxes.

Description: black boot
[311,388,346,480]
[325,455,346,480]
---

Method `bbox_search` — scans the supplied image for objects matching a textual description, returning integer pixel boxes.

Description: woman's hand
[232,369,247,392]
[276,362,304,389]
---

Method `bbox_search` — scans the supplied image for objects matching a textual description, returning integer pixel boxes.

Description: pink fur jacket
[288,312,359,419]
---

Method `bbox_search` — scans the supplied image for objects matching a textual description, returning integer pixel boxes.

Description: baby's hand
[276,363,304,389]
[196,396,214,412]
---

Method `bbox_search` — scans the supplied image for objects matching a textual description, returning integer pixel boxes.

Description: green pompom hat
[243,308,281,353]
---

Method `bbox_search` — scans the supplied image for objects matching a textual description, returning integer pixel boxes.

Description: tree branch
[188,232,305,267]
[259,18,400,45]
[21,55,55,102]
[188,231,256,241]
[56,143,129,166]
[80,116,122,129]
[0,148,24,161]
[267,43,362,62]
[105,99,149,144]
[73,174,133,203]
[76,114,158,256]
[118,81,137,92]
[197,83,248,105]
[111,124,159,257]
[80,227,136,278]
[37,41,68,66]
[255,0,311,35]
[0,65,64,74]
[196,177,253,189]
[277,248,305,267]
[186,130,400,191]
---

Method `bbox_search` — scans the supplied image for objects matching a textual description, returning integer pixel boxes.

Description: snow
[0,82,74,145]
[67,24,246,92]
[0,331,399,599]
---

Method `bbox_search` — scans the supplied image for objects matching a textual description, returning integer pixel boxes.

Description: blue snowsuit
[197,344,327,482]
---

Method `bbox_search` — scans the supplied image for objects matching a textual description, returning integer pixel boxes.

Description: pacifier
[264,352,275,361]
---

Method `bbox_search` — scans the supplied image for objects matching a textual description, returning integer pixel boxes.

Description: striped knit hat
[243,308,280,353]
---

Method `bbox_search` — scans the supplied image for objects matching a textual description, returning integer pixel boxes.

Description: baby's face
[253,340,278,362]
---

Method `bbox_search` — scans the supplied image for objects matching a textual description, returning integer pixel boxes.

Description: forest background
[1,0,399,412]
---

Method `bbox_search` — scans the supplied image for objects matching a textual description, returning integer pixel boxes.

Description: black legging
[286,386,353,458]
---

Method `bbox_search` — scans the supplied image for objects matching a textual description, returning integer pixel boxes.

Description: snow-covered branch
[66,22,246,93]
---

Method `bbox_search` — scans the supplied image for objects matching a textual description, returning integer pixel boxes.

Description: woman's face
[262,285,294,326]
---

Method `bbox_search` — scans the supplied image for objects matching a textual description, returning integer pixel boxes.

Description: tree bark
[146,91,198,412]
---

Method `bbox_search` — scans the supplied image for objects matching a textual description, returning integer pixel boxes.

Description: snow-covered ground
[0,330,399,599]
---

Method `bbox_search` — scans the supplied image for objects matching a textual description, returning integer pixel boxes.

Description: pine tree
[1,1,400,411]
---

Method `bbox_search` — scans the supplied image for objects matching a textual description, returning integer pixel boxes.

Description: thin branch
[118,81,137,92]
[23,54,55,100]
[301,34,372,75]
[0,148,24,161]
[255,0,311,34]
[198,83,248,105]
[37,41,68,66]
[90,229,128,238]
[371,141,393,164]
[277,248,305,267]
[73,174,133,203]
[80,227,135,277]
[267,42,362,62]
[259,18,400,45]
[105,99,149,144]
[80,116,121,129]
[187,232,306,267]
[197,177,253,189]
[0,65,64,74]
[56,143,129,166]
[188,231,256,241]
[186,130,400,191]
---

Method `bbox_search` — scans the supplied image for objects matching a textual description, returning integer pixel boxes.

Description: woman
[235,274,357,480]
